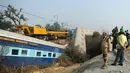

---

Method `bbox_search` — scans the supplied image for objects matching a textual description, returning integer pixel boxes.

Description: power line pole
[54,15,58,22]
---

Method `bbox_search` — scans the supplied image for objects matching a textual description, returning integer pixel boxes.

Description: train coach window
[21,50,28,55]
[53,53,56,58]
[36,52,41,56]
[43,54,46,57]
[12,49,19,55]
[48,53,52,57]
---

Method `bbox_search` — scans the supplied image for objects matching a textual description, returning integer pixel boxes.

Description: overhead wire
[21,11,55,22]
[0,4,72,28]
[0,5,57,22]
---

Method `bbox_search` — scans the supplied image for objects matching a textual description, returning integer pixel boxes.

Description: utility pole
[54,15,58,31]
[54,15,58,22]
[61,22,64,29]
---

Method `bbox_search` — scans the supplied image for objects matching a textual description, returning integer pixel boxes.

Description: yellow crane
[15,24,70,40]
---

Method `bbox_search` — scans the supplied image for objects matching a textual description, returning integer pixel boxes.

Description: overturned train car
[0,29,64,66]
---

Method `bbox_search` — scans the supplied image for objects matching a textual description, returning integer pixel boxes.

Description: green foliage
[49,25,55,31]
[53,22,61,31]
[45,22,66,31]
[0,4,27,30]
[4,5,27,25]
[0,12,13,30]
[0,22,12,30]
[45,24,51,30]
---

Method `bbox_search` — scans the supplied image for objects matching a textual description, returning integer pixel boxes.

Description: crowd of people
[101,26,130,69]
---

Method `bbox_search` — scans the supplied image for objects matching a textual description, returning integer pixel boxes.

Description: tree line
[45,22,67,31]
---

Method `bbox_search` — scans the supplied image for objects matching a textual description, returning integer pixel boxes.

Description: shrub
[65,41,88,63]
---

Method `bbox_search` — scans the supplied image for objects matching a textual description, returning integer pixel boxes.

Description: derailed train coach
[0,29,64,66]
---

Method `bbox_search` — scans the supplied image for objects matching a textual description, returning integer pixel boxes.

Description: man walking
[111,29,128,66]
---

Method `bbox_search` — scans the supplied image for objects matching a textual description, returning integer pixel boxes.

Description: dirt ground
[71,51,130,73]
[33,64,80,73]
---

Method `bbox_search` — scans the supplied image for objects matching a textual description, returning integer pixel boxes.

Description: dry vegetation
[0,65,40,73]
[65,41,88,63]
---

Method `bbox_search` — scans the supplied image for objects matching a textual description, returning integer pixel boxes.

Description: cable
[0,4,71,27]
[0,5,7,8]
[21,11,55,22]
[0,5,56,22]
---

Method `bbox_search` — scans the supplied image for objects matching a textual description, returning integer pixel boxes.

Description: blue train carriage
[0,29,65,66]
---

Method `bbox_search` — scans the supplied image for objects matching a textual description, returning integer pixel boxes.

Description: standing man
[112,27,118,51]
[111,29,128,66]
[101,32,110,69]
[109,34,113,51]
[125,30,129,40]
[125,30,129,48]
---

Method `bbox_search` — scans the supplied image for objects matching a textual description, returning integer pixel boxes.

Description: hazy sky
[0,0,130,31]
